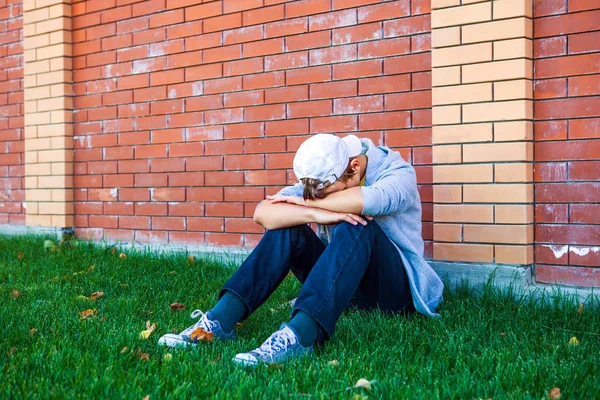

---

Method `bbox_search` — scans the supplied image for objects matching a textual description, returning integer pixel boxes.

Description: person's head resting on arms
[293,134,368,200]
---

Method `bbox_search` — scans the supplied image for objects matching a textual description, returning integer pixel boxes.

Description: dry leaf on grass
[328,360,339,366]
[79,309,97,320]
[121,347,128,354]
[119,283,129,289]
[142,396,149,400]
[354,379,375,391]
[186,255,195,265]
[17,252,24,260]
[170,303,185,311]
[352,395,368,400]
[87,265,96,272]
[163,353,172,362]
[77,295,89,301]
[548,387,561,399]
[119,252,127,260]
[190,327,214,342]
[140,321,158,339]
[577,302,584,314]
[90,292,104,300]
[137,351,150,362]
[29,328,37,335]
[568,336,579,346]
[11,289,22,299]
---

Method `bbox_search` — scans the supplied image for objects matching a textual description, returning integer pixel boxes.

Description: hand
[266,195,310,207]
[312,208,372,226]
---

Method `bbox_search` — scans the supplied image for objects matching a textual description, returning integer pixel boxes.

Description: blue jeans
[221,221,414,339]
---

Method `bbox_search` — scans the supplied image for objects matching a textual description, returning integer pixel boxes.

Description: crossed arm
[253,187,369,230]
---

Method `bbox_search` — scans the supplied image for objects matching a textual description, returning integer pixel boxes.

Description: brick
[494,38,532,61]
[493,0,533,19]
[205,140,243,155]
[384,53,431,75]
[309,9,356,32]
[357,1,409,23]
[243,38,284,58]
[463,59,532,84]
[265,85,308,104]
[243,71,285,89]
[205,45,243,64]
[244,137,286,154]
[334,95,383,115]
[386,91,431,111]
[224,154,264,170]
[287,99,331,118]
[463,224,532,245]
[223,26,263,46]
[432,43,492,68]
[310,44,357,65]
[358,37,410,59]
[243,5,284,26]
[569,31,600,55]
[286,31,331,51]
[464,183,533,203]
[570,204,600,225]
[185,1,222,22]
[265,119,309,136]
[205,13,242,33]
[433,223,462,242]
[464,142,532,163]
[223,58,263,77]
[463,18,533,44]
[245,104,286,121]
[188,217,224,232]
[431,27,459,48]
[186,33,222,51]
[432,66,460,86]
[431,2,490,28]
[533,163,567,183]
[265,18,307,38]
[245,170,287,185]
[333,60,380,80]
[569,118,600,140]
[431,145,461,164]
[133,202,168,217]
[359,111,410,130]
[223,123,263,139]
[286,0,331,19]
[495,121,533,142]
[569,161,600,181]
[434,164,493,183]
[535,97,600,120]
[384,15,430,38]
[536,264,600,287]
[568,74,600,97]
[204,77,242,94]
[536,9,600,38]
[206,202,244,217]
[534,37,566,59]
[332,22,381,45]
[432,83,492,106]
[431,105,459,125]
[186,64,223,82]
[495,205,533,224]
[359,75,409,95]
[463,100,533,123]
[495,80,533,101]
[265,51,309,71]
[495,245,533,265]
[434,242,493,263]
[536,183,600,203]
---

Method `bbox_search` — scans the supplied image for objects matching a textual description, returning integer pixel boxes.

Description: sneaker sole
[232,354,260,368]
[158,334,195,348]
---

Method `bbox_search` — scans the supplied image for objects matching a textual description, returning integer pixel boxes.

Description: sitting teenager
[159,133,444,367]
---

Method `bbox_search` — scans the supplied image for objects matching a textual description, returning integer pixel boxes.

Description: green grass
[1,235,599,399]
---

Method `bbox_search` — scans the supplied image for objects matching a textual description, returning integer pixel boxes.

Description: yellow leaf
[568,336,579,346]
[163,353,173,362]
[119,252,127,259]
[17,252,24,260]
[146,321,157,332]
[139,330,153,340]
[354,378,373,390]
[87,264,96,272]
[352,395,368,400]
[11,289,22,299]
[142,396,150,400]
[77,295,89,301]
[29,328,36,335]
[328,360,339,366]
[577,302,584,314]
[90,291,104,300]
[79,309,97,320]
[548,387,561,399]
[186,255,195,265]
[121,347,128,354]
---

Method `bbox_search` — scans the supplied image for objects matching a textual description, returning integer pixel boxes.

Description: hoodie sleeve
[275,182,304,197]
[361,162,417,216]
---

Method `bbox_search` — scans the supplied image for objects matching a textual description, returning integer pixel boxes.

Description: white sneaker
[158,310,235,348]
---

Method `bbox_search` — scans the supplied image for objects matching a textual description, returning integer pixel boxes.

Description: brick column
[23,0,73,228]
[431,0,534,264]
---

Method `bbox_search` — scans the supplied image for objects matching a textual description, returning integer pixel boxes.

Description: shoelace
[253,327,297,360]
[180,310,217,337]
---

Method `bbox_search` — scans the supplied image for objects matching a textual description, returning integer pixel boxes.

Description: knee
[265,224,311,237]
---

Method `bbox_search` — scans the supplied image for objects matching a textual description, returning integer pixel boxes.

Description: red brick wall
[534,0,600,286]
[0,0,24,226]
[71,0,433,254]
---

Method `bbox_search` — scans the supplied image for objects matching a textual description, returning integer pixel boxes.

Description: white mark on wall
[543,244,569,259]
[132,60,150,74]
[109,188,118,200]
[192,82,203,96]
[169,88,177,99]
[570,246,600,257]
[105,65,113,78]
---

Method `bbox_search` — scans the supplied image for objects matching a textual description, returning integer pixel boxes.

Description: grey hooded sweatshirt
[276,138,444,317]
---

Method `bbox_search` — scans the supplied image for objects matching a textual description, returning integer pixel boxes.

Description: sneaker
[158,310,235,348]
[232,323,313,367]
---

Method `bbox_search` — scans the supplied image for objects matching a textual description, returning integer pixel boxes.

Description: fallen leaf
[79,309,97,320]
[548,387,561,399]
[119,283,129,289]
[87,264,96,272]
[500,332,506,336]
[267,363,282,370]
[140,321,157,339]
[170,302,185,311]
[90,291,104,300]
[9,347,16,356]
[11,289,22,299]
[29,328,37,335]
[190,327,214,342]
[77,295,89,301]
[352,395,368,400]
[169,271,177,275]
[44,240,55,250]
[142,396,149,400]
[17,252,24,260]
[354,379,374,390]
[121,347,128,354]
[328,360,339,366]
[119,252,127,259]
[137,350,149,362]
[577,302,584,314]
[568,336,579,346]
[186,255,195,265]
[163,353,172,362]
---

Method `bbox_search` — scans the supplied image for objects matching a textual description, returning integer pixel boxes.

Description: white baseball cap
[293,134,363,185]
